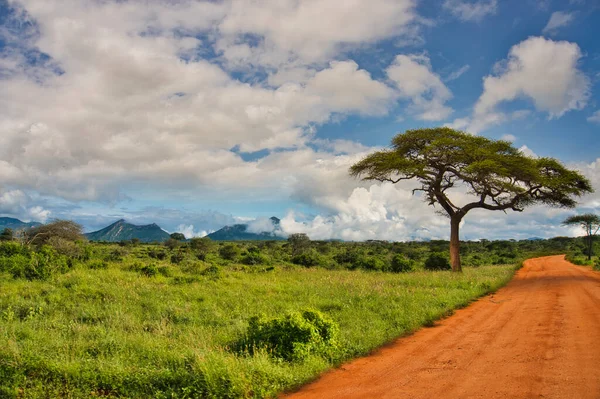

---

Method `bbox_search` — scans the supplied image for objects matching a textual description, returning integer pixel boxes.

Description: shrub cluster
[237,309,339,361]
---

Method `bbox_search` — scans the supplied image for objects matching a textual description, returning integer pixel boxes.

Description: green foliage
[189,237,214,260]
[170,251,186,264]
[148,247,168,260]
[424,253,451,271]
[163,238,182,250]
[0,237,577,397]
[291,249,322,267]
[239,309,339,361]
[594,258,600,271]
[241,250,268,265]
[219,244,240,261]
[0,228,13,241]
[288,233,311,256]
[353,255,386,271]
[390,255,415,273]
[10,246,71,280]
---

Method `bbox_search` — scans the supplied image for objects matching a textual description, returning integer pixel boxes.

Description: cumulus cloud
[542,11,575,35]
[387,54,453,121]
[451,37,590,133]
[0,0,421,203]
[443,0,498,22]
[475,37,589,118]
[0,188,50,222]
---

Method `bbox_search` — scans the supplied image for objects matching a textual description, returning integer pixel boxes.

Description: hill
[207,216,285,241]
[85,219,170,243]
[0,217,42,231]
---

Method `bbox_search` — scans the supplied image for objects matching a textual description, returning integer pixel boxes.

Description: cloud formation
[442,0,498,22]
[542,11,575,35]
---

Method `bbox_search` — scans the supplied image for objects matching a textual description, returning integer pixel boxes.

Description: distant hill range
[0,217,42,231]
[207,217,285,241]
[85,219,171,243]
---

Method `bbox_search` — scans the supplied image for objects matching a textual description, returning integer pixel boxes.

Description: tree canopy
[350,128,593,271]
[563,213,600,260]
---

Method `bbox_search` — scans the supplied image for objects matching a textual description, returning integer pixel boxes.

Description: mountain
[207,216,285,241]
[85,219,171,243]
[0,217,42,231]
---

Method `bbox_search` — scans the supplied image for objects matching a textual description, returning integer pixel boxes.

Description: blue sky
[0,0,599,241]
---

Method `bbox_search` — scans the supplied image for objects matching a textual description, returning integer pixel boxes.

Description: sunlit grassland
[0,259,517,398]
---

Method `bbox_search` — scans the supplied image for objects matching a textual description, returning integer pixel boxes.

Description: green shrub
[139,264,158,277]
[424,253,451,271]
[291,250,322,267]
[148,248,167,260]
[241,251,268,266]
[390,255,415,273]
[219,244,240,261]
[11,247,70,280]
[201,265,222,278]
[594,258,600,271]
[105,247,128,262]
[353,255,386,271]
[88,260,108,270]
[239,309,339,361]
[170,251,186,264]
[0,241,29,257]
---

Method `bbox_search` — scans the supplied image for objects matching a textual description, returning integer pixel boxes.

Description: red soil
[284,255,600,399]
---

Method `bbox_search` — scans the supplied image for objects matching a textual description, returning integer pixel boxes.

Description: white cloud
[454,36,590,133]
[0,1,418,203]
[443,0,498,22]
[588,110,600,123]
[542,11,575,35]
[501,134,516,141]
[387,54,453,121]
[446,64,470,81]
[176,224,209,239]
[0,188,50,222]
[475,37,589,118]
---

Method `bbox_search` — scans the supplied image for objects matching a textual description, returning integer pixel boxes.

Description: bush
[0,241,29,258]
[170,251,186,264]
[353,256,386,271]
[238,309,339,361]
[594,258,600,271]
[87,260,108,270]
[219,244,240,261]
[291,250,322,267]
[241,251,268,266]
[11,247,71,280]
[163,238,181,250]
[105,247,128,262]
[288,233,310,256]
[139,264,158,277]
[424,253,451,271]
[390,255,415,273]
[148,248,167,260]
[201,265,222,278]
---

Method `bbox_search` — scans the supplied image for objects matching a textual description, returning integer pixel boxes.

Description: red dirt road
[285,256,600,399]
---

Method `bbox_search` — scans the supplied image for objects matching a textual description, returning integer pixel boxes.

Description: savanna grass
[0,248,517,398]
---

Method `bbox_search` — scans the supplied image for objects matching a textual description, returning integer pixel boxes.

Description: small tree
[189,237,214,260]
[288,233,311,256]
[563,213,600,260]
[351,128,593,272]
[26,220,85,247]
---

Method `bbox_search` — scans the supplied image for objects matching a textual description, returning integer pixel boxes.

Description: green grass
[0,258,517,398]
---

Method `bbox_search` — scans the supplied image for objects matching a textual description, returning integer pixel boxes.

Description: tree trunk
[588,232,593,261]
[450,216,462,272]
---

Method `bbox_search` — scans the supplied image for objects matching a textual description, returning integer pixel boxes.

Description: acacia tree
[350,128,593,272]
[563,214,600,260]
